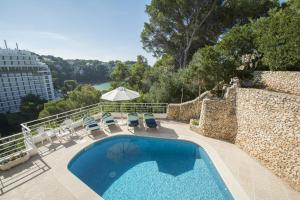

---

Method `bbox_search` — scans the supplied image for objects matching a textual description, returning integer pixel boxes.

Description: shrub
[253,0,300,70]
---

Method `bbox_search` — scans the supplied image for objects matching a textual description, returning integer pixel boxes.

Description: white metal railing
[0,133,26,160]
[0,102,168,160]
[21,102,168,134]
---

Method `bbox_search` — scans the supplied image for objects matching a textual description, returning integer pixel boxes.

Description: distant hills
[37,54,135,90]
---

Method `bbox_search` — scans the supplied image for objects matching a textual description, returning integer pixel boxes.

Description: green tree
[144,55,196,103]
[141,0,278,69]
[111,62,130,87]
[142,0,222,69]
[186,45,235,91]
[128,56,150,92]
[63,80,78,93]
[39,85,101,118]
[253,0,300,70]
[68,85,101,107]
[0,113,23,136]
[20,94,47,120]
[223,0,279,25]
[218,24,257,67]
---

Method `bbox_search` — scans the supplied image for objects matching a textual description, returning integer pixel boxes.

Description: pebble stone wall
[198,85,237,142]
[253,71,300,96]
[167,71,300,191]
[235,88,300,191]
[167,91,208,121]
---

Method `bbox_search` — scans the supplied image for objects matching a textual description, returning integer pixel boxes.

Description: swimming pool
[68,135,233,200]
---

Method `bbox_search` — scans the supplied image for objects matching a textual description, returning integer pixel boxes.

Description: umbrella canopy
[101,87,140,101]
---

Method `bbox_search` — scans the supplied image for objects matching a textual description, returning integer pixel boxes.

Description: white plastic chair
[56,119,75,141]
[36,127,53,144]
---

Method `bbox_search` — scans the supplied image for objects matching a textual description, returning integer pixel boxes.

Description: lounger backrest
[102,112,111,119]
[144,113,155,119]
[83,117,96,125]
[128,112,138,116]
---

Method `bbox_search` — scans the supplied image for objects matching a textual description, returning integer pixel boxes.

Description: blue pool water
[68,135,233,200]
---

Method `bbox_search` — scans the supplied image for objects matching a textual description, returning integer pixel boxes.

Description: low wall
[167,91,208,121]
[253,71,300,96]
[197,86,237,142]
[235,88,300,191]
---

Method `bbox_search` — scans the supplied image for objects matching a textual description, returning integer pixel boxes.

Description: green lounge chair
[143,113,158,130]
[101,112,117,132]
[83,116,100,132]
[127,112,139,130]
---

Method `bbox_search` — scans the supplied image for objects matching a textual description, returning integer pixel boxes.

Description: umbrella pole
[121,112,123,124]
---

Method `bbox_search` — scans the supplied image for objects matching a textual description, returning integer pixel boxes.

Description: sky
[0,0,156,64]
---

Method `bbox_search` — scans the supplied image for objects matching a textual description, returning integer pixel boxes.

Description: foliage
[20,94,47,120]
[253,0,300,70]
[68,85,102,107]
[145,56,197,103]
[191,119,199,126]
[63,80,78,93]
[111,62,130,87]
[217,24,257,68]
[141,0,278,68]
[184,0,299,90]
[222,0,279,25]
[127,56,150,92]
[39,85,101,118]
[39,55,74,89]
[0,94,46,136]
[72,59,110,83]
[185,45,235,91]
[111,56,151,95]
[141,0,222,68]
[39,55,130,90]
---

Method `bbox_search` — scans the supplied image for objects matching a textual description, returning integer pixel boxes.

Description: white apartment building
[0,48,55,113]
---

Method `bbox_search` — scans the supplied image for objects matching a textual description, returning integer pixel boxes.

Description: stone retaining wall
[197,86,237,142]
[253,71,300,96]
[167,91,208,121]
[167,71,300,191]
[235,88,300,191]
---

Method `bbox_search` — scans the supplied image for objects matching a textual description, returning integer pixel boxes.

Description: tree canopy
[253,0,300,70]
[0,94,46,136]
[141,0,278,69]
[39,85,101,118]
[63,80,79,93]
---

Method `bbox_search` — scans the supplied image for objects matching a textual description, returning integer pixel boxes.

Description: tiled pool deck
[1,120,299,200]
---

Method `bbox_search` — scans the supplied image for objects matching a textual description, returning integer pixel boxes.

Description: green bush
[191,120,199,126]
[253,0,300,70]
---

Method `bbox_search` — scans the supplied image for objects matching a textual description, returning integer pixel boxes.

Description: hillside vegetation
[39,55,135,90]
[111,0,300,103]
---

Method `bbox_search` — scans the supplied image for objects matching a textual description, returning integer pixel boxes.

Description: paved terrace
[0,120,299,200]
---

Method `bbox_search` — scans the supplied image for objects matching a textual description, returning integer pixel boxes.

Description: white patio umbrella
[101,87,140,101]
[101,87,140,124]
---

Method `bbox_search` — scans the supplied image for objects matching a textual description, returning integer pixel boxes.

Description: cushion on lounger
[88,124,99,128]
[105,119,115,124]
[145,118,157,128]
[128,120,139,127]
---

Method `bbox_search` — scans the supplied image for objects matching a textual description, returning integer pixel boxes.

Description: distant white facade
[0,48,55,113]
